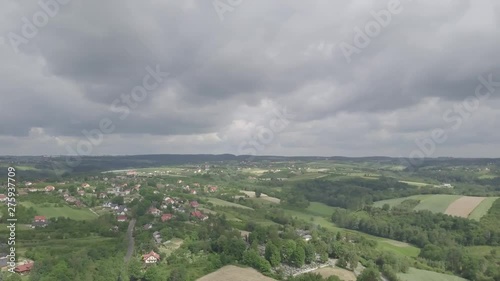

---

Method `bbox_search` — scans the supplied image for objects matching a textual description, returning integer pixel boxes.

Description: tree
[128,259,144,280]
[243,249,272,273]
[290,244,306,267]
[111,196,124,205]
[304,243,316,264]
[357,267,381,281]
[168,268,188,281]
[255,190,262,198]
[265,242,281,267]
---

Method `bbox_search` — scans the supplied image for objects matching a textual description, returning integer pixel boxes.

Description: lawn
[468,197,499,221]
[397,268,467,281]
[20,202,97,220]
[306,202,337,217]
[158,238,184,257]
[206,198,253,210]
[413,195,463,214]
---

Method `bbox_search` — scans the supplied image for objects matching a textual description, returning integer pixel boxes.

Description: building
[44,185,55,192]
[142,251,160,264]
[190,201,199,208]
[0,194,6,202]
[34,216,47,223]
[117,215,127,222]
[15,261,34,274]
[161,213,173,222]
[148,207,161,217]
[81,183,91,188]
[191,211,208,221]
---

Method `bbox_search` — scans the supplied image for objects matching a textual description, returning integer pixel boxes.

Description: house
[208,186,218,193]
[127,170,137,176]
[15,261,34,274]
[31,221,49,228]
[143,223,153,230]
[191,211,208,221]
[161,213,173,222]
[116,206,128,215]
[99,193,107,199]
[190,189,197,195]
[25,182,33,186]
[142,251,160,264]
[117,215,127,222]
[81,183,90,188]
[148,207,161,217]
[164,197,175,205]
[34,216,47,223]
[78,190,85,196]
[44,185,55,192]
[0,194,6,202]
[0,256,8,270]
[190,201,199,208]
[302,235,313,242]
[134,184,141,191]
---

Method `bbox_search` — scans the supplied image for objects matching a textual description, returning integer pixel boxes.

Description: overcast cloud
[0,0,499,157]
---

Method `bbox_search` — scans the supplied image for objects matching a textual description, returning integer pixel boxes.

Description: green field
[373,195,432,208]
[306,202,338,217]
[412,195,463,213]
[20,202,97,220]
[207,198,253,210]
[468,197,499,220]
[398,268,467,281]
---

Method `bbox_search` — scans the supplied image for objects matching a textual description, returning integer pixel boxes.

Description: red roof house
[142,251,160,264]
[190,201,199,208]
[191,211,208,221]
[15,262,34,274]
[0,194,6,202]
[161,213,173,222]
[34,216,46,222]
[117,215,127,222]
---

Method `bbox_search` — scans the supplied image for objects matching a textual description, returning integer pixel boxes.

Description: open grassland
[468,197,499,220]
[312,266,356,281]
[444,196,486,218]
[159,238,183,257]
[20,202,97,220]
[373,195,432,208]
[307,202,338,217]
[207,198,253,210]
[397,268,467,281]
[413,195,463,213]
[196,265,276,281]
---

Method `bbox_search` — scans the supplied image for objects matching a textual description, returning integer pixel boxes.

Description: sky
[0,0,499,158]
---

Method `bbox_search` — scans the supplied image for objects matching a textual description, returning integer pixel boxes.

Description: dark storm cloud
[0,0,499,156]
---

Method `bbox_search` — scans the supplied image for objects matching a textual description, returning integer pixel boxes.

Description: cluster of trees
[293,177,440,210]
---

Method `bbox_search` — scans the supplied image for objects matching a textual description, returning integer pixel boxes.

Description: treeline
[330,205,500,280]
[293,177,442,210]
[331,207,500,248]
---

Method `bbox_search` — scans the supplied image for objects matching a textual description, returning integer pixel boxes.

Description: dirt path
[124,218,136,262]
[89,208,99,216]
[445,196,486,218]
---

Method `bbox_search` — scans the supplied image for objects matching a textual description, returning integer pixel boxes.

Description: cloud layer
[1,0,499,157]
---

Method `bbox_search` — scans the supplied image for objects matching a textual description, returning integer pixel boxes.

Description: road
[124,218,136,262]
